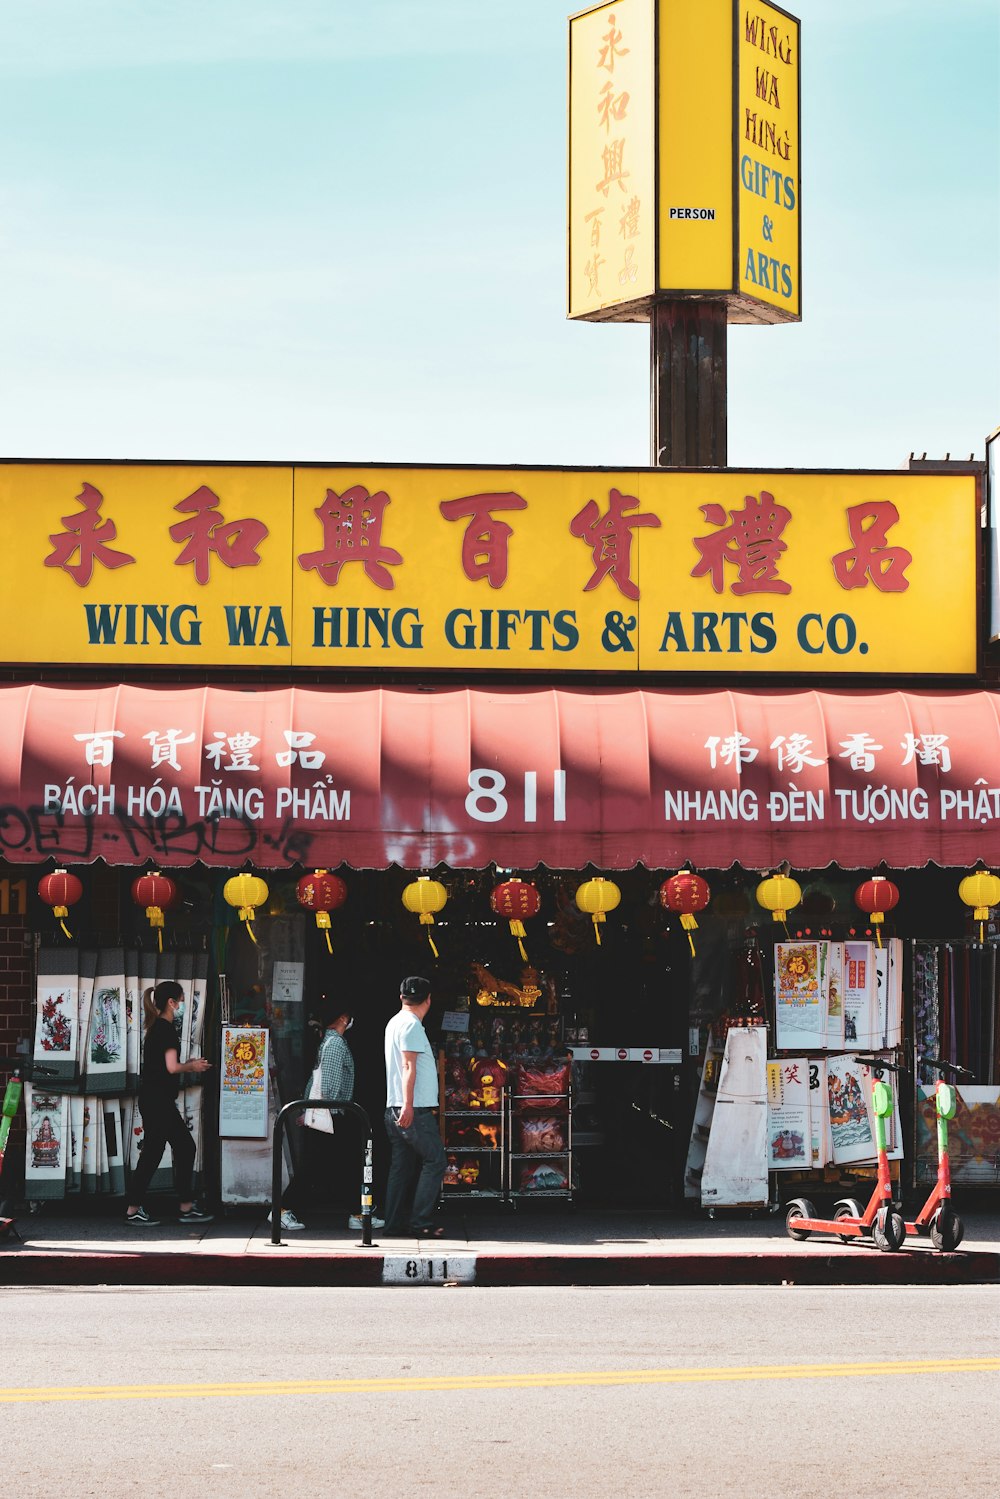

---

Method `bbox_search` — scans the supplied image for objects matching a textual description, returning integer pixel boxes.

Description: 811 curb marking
[382,1254,477,1285]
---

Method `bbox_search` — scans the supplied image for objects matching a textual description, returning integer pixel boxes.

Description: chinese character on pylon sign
[597,80,629,132]
[44,484,136,587]
[439,491,528,588]
[831,501,912,592]
[597,14,629,72]
[169,486,269,586]
[297,486,403,591]
[569,488,660,602]
[691,491,792,595]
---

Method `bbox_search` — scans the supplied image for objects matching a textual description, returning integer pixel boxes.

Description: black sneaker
[125,1207,160,1226]
[178,1204,214,1224]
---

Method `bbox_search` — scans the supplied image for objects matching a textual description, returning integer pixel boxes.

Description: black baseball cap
[400,976,432,1002]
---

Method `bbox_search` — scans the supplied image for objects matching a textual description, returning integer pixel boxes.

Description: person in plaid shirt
[271,1003,385,1233]
[316,1009,355,1104]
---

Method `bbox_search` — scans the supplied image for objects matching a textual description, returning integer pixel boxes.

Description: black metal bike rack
[271,1098,376,1247]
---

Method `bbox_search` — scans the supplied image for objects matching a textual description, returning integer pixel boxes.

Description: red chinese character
[832,501,912,592]
[690,491,792,595]
[439,491,527,588]
[297,485,403,591]
[784,1064,801,1086]
[569,487,660,602]
[169,486,269,586]
[44,483,136,587]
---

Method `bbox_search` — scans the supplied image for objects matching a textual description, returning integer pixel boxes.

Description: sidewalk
[3,1202,998,1287]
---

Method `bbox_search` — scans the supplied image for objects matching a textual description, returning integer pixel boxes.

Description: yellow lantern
[755,873,802,930]
[224,873,270,944]
[574,876,621,946]
[959,869,1000,942]
[402,876,447,958]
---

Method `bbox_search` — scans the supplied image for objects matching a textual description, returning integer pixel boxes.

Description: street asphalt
[3,1283,998,1498]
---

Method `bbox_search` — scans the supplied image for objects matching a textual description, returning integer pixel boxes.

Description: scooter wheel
[833,1199,864,1244]
[930,1208,965,1252]
[873,1210,906,1252]
[785,1198,816,1241]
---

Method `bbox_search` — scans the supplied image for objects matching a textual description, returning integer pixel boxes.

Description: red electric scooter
[904,1056,972,1252]
[785,1057,906,1252]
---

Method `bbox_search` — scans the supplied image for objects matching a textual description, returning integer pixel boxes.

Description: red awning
[2,683,1000,870]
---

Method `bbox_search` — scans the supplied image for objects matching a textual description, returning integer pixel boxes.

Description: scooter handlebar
[920,1055,975,1080]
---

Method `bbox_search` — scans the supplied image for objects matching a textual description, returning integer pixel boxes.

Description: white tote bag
[302,1061,335,1133]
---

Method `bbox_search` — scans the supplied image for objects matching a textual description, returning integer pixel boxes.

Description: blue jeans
[383,1107,446,1231]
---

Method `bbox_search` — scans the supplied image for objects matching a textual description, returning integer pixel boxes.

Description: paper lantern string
[590,911,606,946]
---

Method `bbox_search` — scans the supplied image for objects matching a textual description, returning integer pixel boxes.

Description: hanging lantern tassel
[240,905,259,944]
[509,918,529,963]
[54,904,73,940]
[316,910,333,954]
[679,912,698,958]
[148,905,166,952]
[420,911,439,958]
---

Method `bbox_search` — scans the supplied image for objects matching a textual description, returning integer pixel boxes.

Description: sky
[0,0,997,471]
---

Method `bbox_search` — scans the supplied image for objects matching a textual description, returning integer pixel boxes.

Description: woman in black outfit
[126,980,213,1226]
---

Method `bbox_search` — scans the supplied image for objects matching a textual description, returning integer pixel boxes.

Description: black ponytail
[143,979,183,1035]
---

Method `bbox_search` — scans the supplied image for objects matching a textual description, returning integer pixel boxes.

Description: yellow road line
[1,1358,998,1404]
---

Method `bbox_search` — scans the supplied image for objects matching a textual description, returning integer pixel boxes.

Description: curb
[1,1247,997,1288]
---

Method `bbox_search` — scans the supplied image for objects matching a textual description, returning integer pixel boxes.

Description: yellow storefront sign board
[569,0,801,325]
[0,462,976,674]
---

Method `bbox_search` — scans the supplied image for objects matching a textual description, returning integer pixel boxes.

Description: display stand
[441,1107,506,1199]
[507,1081,573,1201]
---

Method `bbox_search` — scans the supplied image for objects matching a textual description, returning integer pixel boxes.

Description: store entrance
[256,868,695,1210]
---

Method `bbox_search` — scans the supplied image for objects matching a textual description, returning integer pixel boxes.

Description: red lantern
[660,871,711,956]
[296,870,347,953]
[490,879,541,962]
[854,877,900,947]
[131,871,178,952]
[38,869,83,939]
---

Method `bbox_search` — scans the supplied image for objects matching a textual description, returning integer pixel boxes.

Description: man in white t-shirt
[383,975,447,1237]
